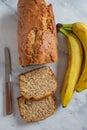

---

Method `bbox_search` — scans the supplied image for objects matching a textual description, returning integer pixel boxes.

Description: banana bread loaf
[17,96,56,122]
[17,0,58,66]
[18,66,58,100]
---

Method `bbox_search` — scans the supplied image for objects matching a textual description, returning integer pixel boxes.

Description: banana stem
[62,24,72,28]
[59,28,69,37]
[62,27,72,31]
[56,23,72,32]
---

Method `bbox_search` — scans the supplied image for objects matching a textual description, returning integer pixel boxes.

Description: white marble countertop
[0,0,87,130]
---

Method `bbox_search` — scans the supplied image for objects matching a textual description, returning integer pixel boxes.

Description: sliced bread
[18,66,58,100]
[17,96,56,122]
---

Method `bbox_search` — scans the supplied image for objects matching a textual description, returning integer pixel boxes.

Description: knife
[4,47,12,115]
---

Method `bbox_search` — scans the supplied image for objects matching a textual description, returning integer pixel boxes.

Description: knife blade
[4,47,12,115]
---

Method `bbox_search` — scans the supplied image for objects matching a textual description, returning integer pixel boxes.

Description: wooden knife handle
[5,82,12,115]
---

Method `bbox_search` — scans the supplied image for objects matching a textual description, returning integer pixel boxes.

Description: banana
[72,23,87,92]
[59,28,83,107]
[61,22,87,92]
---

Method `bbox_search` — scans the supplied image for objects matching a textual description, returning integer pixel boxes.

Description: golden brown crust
[17,0,58,66]
[18,66,58,100]
[18,66,56,79]
[20,88,57,101]
[17,96,56,122]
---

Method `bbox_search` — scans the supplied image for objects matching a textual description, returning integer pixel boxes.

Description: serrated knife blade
[4,47,12,115]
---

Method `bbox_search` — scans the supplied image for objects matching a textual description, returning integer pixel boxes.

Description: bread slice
[17,96,56,122]
[19,66,58,100]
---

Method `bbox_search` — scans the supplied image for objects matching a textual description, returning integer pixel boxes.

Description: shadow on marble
[55,33,68,109]
[2,82,6,116]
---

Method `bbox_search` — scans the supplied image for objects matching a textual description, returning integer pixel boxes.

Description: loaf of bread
[19,66,58,100]
[17,96,56,122]
[17,0,58,66]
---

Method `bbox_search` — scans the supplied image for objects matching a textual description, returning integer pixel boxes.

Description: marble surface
[0,0,87,130]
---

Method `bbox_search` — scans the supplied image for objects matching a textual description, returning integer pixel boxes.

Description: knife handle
[5,82,12,115]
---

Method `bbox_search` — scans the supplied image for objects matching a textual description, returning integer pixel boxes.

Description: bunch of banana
[57,22,87,107]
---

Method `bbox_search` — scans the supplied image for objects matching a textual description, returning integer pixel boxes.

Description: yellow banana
[58,22,87,92]
[59,28,83,107]
[71,22,87,92]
